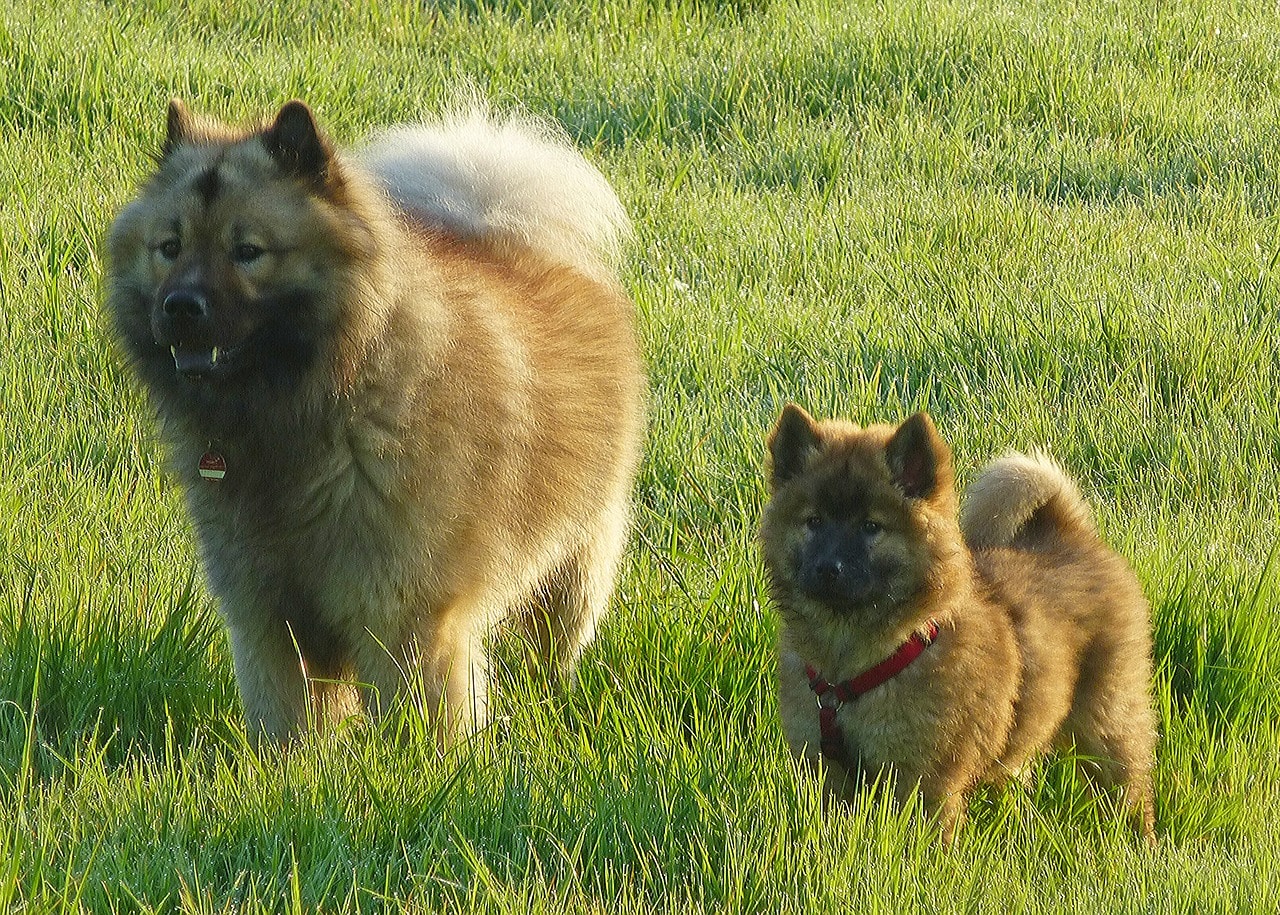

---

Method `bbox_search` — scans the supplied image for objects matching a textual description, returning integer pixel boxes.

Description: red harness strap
[804,620,941,769]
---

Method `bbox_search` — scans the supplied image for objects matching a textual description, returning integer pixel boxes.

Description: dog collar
[804,619,941,768]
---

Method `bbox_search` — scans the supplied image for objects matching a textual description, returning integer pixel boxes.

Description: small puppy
[760,405,1156,844]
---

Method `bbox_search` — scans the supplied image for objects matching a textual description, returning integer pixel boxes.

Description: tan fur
[760,405,1156,845]
[106,100,645,745]
[960,449,1097,550]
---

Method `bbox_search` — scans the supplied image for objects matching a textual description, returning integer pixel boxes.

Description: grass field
[3,0,1280,910]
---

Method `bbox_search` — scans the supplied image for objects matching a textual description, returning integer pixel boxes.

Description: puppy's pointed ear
[885,412,952,499]
[262,100,332,185]
[768,403,822,488]
[163,98,195,158]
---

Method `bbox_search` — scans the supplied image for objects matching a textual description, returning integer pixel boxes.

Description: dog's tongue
[171,345,218,377]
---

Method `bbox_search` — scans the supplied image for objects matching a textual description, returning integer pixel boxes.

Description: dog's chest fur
[176,407,444,641]
[778,641,951,770]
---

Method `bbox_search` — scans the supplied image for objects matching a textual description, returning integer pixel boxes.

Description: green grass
[4,0,1280,909]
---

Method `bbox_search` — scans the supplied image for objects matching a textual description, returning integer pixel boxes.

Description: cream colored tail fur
[359,105,629,282]
[960,450,1098,550]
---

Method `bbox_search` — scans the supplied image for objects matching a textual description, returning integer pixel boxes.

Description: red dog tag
[198,451,226,482]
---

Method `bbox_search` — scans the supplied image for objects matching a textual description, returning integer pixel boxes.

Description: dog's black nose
[800,550,876,609]
[815,558,845,583]
[163,289,210,320]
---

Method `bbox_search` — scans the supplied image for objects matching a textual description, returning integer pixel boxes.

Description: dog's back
[962,452,1157,841]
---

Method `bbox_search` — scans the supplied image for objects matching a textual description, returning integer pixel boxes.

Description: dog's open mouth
[169,343,238,379]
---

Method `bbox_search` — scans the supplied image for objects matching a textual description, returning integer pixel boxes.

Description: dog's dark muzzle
[799,557,874,607]
[152,287,237,379]
[796,527,879,609]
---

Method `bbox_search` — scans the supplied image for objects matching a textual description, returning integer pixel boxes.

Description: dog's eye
[861,519,882,536]
[231,242,265,265]
[157,239,181,261]
[804,515,822,531]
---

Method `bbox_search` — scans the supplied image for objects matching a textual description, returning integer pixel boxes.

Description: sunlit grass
[3,0,1279,910]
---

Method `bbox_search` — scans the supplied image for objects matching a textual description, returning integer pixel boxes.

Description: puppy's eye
[231,242,265,265]
[861,519,882,536]
[157,239,181,261]
[804,515,822,531]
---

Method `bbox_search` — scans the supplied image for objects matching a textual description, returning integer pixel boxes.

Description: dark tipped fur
[260,101,335,189]
[885,412,947,499]
[163,98,193,158]
[767,402,822,487]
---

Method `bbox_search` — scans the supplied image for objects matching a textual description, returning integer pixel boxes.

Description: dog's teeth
[211,347,219,366]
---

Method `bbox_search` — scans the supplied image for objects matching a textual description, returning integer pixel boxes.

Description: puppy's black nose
[163,289,209,320]
[815,558,845,583]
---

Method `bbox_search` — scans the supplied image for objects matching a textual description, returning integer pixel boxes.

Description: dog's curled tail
[359,104,629,283]
[960,451,1099,551]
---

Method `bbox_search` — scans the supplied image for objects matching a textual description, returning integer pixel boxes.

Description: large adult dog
[106,99,645,744]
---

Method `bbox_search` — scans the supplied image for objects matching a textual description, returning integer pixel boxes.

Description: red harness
[804,620,941,769]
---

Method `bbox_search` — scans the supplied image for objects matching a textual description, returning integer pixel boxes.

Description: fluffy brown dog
[760,404,1156,844]
[105,99,645,744]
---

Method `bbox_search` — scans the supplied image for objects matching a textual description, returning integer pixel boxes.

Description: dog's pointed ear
[163,98,195,158]
[262,100,332,184]
[768,403,822,488]
[885,412,951,499]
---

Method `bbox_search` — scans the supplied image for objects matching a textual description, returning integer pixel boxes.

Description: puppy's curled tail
[960,451,1098,551]
[358,102,629,283]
